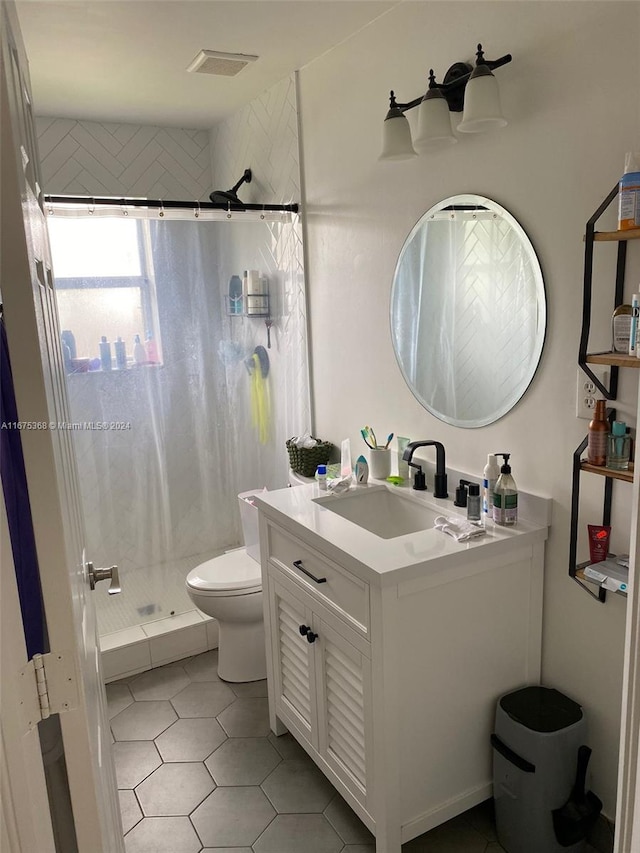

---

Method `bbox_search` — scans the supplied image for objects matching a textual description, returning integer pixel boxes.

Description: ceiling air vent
[187,50,258,77]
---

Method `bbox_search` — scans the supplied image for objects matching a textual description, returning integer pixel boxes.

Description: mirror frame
[390,194,546,428]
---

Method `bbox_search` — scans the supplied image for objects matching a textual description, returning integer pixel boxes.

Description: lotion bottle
[587,399,608,466]
[493,453,518,526]
[482,453,500,521]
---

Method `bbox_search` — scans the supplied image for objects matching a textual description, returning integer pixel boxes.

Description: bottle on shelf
[99,336,112,370]
[618,151,640,231]
[114,336,127,370]
[145,331,159,364]
[229,274,243,314]
[587,399,609,466]
[133,334,146,365]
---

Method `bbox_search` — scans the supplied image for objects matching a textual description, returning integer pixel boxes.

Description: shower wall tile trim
[35,117,212,199]
[101,610,219,682]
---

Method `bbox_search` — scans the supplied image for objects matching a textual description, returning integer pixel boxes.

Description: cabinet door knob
[306,631,318,644]
[299,624,310,636]
[293,559,327,584]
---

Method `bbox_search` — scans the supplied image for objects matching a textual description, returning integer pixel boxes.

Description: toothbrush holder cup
[369,448,391,480]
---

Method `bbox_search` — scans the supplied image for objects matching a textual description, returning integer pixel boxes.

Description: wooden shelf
[593,228,640,242]
[575,565,628,597]
[580,460,634,482]
[585,352,640,368]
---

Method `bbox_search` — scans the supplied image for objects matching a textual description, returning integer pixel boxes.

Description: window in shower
[48,216,162,370]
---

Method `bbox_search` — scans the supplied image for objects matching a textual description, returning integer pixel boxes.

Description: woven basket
[286,437,333,478]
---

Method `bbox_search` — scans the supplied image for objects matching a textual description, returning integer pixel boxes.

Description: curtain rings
[88,197,95,215]
[194,200,201,219]
[227,199,232,220]
[120,198,129,216]
[159,200,165,218]
[260,203,265,221]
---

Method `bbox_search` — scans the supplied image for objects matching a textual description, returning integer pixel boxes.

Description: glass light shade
[379,108,417,161]
[414,90,457,151]
[457,69,507,133]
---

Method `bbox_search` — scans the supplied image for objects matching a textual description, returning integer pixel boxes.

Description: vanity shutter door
[317,620,370,796]
[270,578,315,742]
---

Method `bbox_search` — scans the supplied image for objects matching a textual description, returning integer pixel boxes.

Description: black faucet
[402,440,448,498]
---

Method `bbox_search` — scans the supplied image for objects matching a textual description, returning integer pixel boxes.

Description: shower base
[96,549,229,682]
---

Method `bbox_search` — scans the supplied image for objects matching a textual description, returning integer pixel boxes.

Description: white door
[0,3,123,851]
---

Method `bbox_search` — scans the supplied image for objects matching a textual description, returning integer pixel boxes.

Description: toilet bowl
[186,547,265,682]
[186,481,305,683]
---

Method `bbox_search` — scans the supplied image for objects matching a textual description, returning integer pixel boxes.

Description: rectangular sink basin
[313,486,445,539]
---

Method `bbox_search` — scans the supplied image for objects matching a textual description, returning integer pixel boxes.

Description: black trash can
[492,686,600,853]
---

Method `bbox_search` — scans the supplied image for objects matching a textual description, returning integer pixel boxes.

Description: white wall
[298,0,640,816]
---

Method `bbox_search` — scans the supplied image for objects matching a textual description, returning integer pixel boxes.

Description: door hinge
[19,651,79,732]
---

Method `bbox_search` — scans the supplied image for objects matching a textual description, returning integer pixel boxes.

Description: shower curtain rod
[44,194,299,214]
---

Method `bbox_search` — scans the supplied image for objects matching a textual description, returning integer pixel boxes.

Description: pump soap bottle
[493,453,518,527]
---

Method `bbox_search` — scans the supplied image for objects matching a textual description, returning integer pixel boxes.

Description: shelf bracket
[578,184,623,399]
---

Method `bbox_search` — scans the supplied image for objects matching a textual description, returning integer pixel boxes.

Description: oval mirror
[390,194,546,428]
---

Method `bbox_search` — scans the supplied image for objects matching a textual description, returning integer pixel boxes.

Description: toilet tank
[238,489,266,563]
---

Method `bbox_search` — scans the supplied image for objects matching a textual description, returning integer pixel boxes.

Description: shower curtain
[47,206,309,635]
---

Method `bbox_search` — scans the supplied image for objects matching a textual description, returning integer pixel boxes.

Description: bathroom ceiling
[15,0,398,128]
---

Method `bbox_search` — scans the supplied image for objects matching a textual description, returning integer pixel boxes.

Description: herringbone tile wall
[210,73,311,454]
[35,117,212,200]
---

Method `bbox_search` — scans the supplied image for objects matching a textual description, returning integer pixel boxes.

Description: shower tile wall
[35,118,212,200]
[209,72,310,493]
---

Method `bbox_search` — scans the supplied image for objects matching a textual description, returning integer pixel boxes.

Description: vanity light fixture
[380,44,512,160]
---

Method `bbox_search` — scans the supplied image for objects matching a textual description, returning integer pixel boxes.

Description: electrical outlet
[576,367,610,419]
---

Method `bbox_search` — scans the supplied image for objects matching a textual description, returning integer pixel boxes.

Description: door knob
[299,624,310,636]
[87,561,121,595]
[306,631,318,644]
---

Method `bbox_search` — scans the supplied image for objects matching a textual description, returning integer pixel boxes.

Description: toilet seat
[186,549,262,597]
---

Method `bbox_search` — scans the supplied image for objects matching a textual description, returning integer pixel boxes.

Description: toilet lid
[186,549,262,596]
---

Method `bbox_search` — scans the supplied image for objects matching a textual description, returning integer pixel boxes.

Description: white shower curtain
[47,205,309,634]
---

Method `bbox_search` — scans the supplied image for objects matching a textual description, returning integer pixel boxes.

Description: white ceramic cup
[369,448,391,480]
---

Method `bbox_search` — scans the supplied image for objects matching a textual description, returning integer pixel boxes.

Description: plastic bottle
[316,464,328,490]
[493,453,518,526]
[229,275,243,314]
[482,453,500,521]
[618,152,640,231]
[114,336,127,370]
[99,336,112,370]
[61,329,76,359]
[355,455,369,485]
[145,331,159,364]
[133,334,146,365]
[587,399,608,466]
[467,482,481,524]
[612,304,633,353]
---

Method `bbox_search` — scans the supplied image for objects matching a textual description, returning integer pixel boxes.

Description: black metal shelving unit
[570,186,640,602]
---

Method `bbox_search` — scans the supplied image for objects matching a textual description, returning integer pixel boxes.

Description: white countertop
[256,479,551,585]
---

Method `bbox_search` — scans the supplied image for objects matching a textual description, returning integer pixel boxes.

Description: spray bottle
[493,453,518,527]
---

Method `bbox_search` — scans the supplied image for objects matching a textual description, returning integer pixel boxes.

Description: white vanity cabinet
[258,484,550,853]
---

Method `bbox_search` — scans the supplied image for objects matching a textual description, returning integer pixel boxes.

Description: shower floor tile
[111,652,604,853]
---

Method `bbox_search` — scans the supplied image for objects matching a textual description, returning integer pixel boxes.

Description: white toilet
[186,491,266,682]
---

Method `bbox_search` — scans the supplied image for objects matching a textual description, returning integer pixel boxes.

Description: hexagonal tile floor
[109,652,605,853]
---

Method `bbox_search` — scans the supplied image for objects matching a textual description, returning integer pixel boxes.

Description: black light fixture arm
[389,45,512,114]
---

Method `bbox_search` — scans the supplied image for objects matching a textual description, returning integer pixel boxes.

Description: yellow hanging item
[250,352,271,444]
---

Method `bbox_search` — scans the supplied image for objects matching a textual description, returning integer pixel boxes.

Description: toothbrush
[361,428,374,449]
[367,426,378,448]
[383,432,394,449]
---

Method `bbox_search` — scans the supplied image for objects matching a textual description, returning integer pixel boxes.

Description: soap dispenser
[493,453,518,527]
